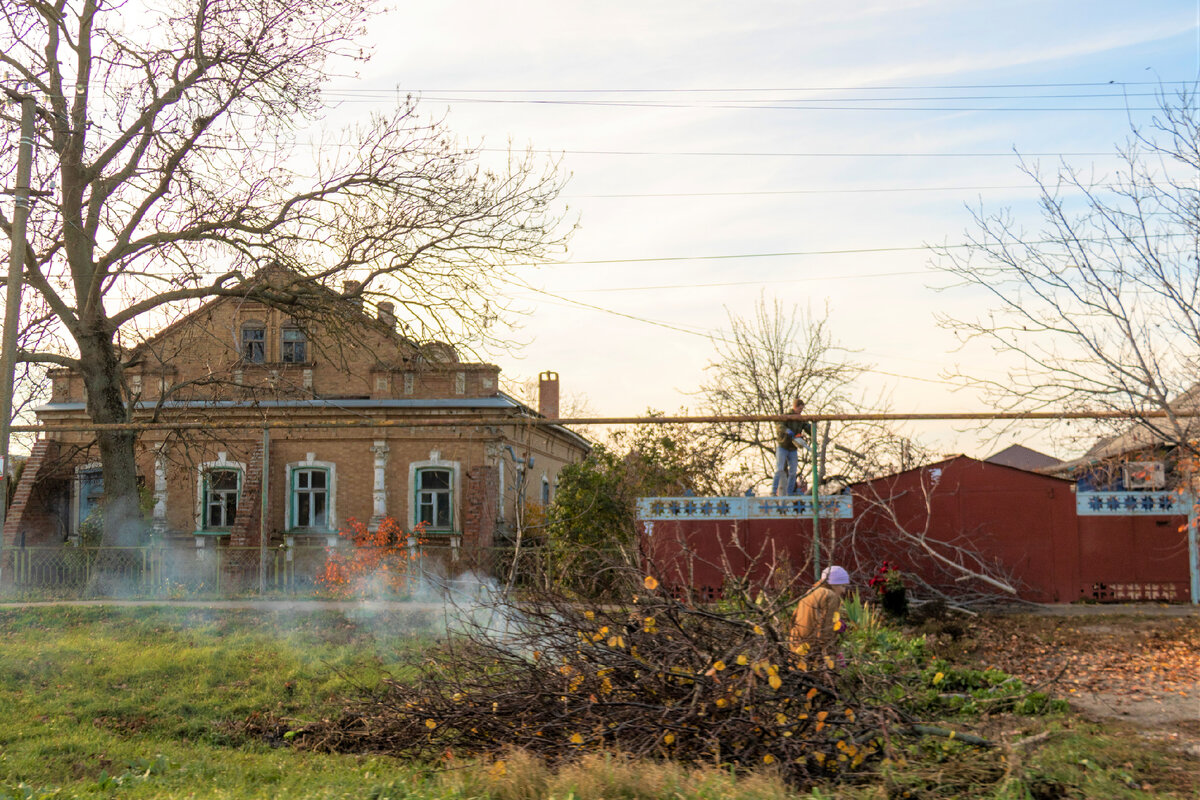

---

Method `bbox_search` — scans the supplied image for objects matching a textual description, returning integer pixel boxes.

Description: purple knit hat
[821,566,851,585]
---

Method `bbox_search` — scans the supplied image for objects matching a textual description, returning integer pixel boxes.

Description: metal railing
[0,542,541,599]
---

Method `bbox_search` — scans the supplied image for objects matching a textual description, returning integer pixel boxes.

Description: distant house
[985,444,1061,472]
[2,270,589,575]
[1043,384,1200,491]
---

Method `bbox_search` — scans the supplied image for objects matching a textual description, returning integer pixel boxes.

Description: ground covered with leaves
[936,611,1200,753]
[265,582,1180,796]
[0,601,1195,798]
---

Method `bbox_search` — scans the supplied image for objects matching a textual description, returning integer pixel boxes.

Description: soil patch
[939,612,1200,751]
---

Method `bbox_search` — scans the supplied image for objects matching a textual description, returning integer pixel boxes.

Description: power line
[335,80,1198,93]
[482,147,1115,158]
[412,95,1165,113]
[504,275,960,388]
[570,184,1041,199]
[523,270,931,293]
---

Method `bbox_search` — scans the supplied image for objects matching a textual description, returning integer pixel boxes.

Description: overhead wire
[500,273,964,388]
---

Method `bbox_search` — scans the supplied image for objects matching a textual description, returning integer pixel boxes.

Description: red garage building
[639,456,1193,604]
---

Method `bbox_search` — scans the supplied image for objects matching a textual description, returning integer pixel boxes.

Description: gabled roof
[985,444,1061,472]
[1042,382,1200,476]
[125,264,433,366]
[848,453,1074,491]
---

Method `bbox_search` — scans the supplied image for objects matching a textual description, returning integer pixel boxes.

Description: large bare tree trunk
[77,332,141,546]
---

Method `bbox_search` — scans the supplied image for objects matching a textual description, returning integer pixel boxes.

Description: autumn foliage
[288,569,895,787]
[317,516,425,599]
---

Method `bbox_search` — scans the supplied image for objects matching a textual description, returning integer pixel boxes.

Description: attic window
[281,327,308,363]
[241,324,265,363]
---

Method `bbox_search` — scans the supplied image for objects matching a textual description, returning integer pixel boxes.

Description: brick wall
[229,442,265,547]
[3,440,62,549]
[463,464,498,551]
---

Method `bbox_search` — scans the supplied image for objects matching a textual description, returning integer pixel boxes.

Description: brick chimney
[341,280,362,306]
[538,371,559,419]
[377,301,396,329]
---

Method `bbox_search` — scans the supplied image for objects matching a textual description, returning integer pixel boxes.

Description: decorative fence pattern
[636,495,853,521]
[1076,491,1192,516]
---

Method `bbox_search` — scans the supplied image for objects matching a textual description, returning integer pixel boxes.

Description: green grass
[0,605,441,799]
[0,606,1194,800]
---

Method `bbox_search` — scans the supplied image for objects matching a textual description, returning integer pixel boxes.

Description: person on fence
[771,398,807,497]
[789,565,850,659]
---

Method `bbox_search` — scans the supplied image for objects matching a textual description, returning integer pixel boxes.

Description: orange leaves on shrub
[317,516,426,599]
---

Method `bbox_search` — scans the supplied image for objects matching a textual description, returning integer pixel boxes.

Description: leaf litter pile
[960,615,1200,703]
[255,575,1042,789]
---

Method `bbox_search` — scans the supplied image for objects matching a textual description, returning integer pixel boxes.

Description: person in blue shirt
[771,398,806,496]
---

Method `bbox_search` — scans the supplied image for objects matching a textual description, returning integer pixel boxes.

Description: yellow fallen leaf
[768,674,782,690]
[570,733,583,744]
[425,719,437,729]
[736,655,748,665]
[663,732,675,744]
[643,576,659,591]
[713,660,726,671]
[933,671,945,685]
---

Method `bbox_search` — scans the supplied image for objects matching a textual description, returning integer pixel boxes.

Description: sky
[136,2,1200,458]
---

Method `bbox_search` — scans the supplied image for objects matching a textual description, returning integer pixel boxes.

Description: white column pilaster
[369,440,390,530]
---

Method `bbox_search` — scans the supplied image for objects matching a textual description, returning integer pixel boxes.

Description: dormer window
[241,324,265,363]
[281,326,308,363]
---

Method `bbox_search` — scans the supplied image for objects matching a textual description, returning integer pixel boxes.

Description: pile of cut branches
[283,574,921,787]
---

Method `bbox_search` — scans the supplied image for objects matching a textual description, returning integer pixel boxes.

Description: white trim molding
[407,450,461,534]
[284,458,338,533]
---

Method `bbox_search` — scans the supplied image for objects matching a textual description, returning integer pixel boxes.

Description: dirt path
[946,612,1200,754]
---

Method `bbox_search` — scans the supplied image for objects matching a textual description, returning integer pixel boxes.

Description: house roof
[984,444,1061,472]
[126,264,439,366]
[35,393,593,451]
[848,453,1074,491]
[1041,382,1200,476]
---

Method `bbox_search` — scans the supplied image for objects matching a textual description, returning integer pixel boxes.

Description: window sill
[192,529,231,536]
[239,361,315,369]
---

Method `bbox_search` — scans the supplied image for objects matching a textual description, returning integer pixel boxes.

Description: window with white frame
[291,466,332,530]
[415,467,453,530]
[202,468,241,530]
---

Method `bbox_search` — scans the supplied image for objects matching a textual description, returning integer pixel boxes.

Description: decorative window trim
[541,473,551,506]
[407,452,460,533]
[194,456,246,534]
[285,458,337,533]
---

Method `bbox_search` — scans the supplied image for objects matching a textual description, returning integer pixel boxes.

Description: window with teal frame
[415,468,452,530]
[291,467,330,530]
[202,468,241,530]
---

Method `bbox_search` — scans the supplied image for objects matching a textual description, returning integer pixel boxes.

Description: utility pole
[0,89,36,553]
[810,419,821,580]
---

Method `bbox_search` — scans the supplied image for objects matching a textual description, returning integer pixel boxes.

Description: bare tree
[698,296,923,489]
[938,89,1200,459]
[0,0,570,542]
[844,473,1021,607]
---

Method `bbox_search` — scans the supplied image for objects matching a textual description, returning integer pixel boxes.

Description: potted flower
[868,560,908,618]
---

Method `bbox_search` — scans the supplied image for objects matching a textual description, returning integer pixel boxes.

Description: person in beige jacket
[789,565,850,656]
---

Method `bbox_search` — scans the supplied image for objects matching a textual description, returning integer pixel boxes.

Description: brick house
[2,272,589,571]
